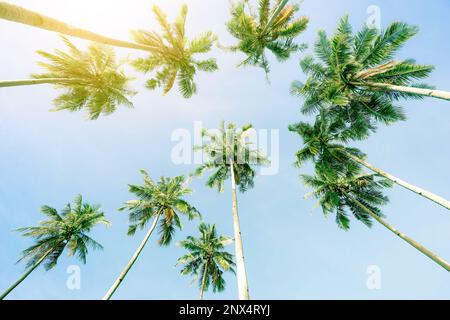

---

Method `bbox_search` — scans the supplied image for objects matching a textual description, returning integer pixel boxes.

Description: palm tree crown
[195,121,270,192]
[33,36,135,120]
[288,113,365,172]
[302,163,450,271]
[290,113,450,212]
[17,195,109,269]
[293,16,434,126]
[131,5,218,98]
[227,0,309,74]
[120,170,201,246]
[302,165,392,230]
[177,223,235,299]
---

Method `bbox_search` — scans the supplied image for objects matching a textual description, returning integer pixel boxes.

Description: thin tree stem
[342,150,450,211]
[230,160,250,300]
[0,1,156,52]
[0,248,53,300]
[347,194,450,271]
[102,210,162,300]
[362,81,450,101]
[0,78,75,87]
[199,259,209,300]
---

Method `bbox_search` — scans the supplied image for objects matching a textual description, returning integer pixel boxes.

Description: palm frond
[131,5,217,98]
[16,196,108,270]
[33,36,134,119]
[227,0,308,74]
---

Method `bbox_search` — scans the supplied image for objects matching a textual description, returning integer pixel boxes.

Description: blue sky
[1,0,450,300]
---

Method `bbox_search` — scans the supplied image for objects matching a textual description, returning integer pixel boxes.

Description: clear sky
[1,0,450,300]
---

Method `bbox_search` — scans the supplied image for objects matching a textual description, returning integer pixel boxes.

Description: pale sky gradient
[1,0,450,300]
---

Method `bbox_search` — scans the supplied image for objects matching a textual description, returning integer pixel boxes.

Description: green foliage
[289,17,427,228]
[120,170,201,246]
[131,5,218,98]
[177,223,235,295]
[295,17,432,135]
[302,164,393,230]
[195,121,270,193]
[17,195,109,270]
[227,0,309,74]
[33,36,135,120]
[288,112,366,173]
[289,111,394,231]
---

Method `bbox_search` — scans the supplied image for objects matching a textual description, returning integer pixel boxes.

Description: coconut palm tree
[227,0,309,74]
[0,1,155,52]
[302,166,450,271]
[293,16,450,117]
[0,36,135,120]
[102,170,200,300]
[0,195,109,300]
[177,222,235,300]
[195,121,269,300]
[289,115,450,211]
[292,78,407,138]
[131,5,218,98]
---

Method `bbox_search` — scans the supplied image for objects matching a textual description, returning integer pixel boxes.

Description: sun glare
[10,0,178,40]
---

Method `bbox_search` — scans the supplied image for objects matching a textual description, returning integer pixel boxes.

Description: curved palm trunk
[102,212,161,300]
[348,195,450,271]
[199,259,209,300]
[364,81,450,101]
[0,248,52,300]
[0,2,155,52]
[0,78,74,87]
[342,151,450,211]
[230,161,250,300]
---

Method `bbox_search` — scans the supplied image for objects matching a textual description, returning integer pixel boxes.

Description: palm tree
[131,5,218,98]
[0,36,135,120]
[293,16,450,116]
[227,0,309,74]
[102,170,200,300]
[177,223,235,300]
[289,115,450,211]
[0,1,155,52]
[195,121,269,300]
[302,166,450,271]
[0,195,109,300]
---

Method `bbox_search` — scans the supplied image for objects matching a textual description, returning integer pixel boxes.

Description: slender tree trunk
[0,248,52,300]
[199,259,209,300]
[102,211,161,300]
[342,150,450,211]
[262,0,289,34]
[348,194,450,271]
[0,1,156,52]
[363,81,450,101]
[0,78,74,87]
[230,161,250,300]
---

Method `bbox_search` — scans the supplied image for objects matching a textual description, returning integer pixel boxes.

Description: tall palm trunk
[262,0,289,34]
[342,150,450,211]
[364,81,450,101]
[199,259,209,300]
[0,248,52,300]
[0,2,155,52]
[102,211,161,300]
[348,194,450,271]
[230,161,250,300]
[0,78,74,87]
